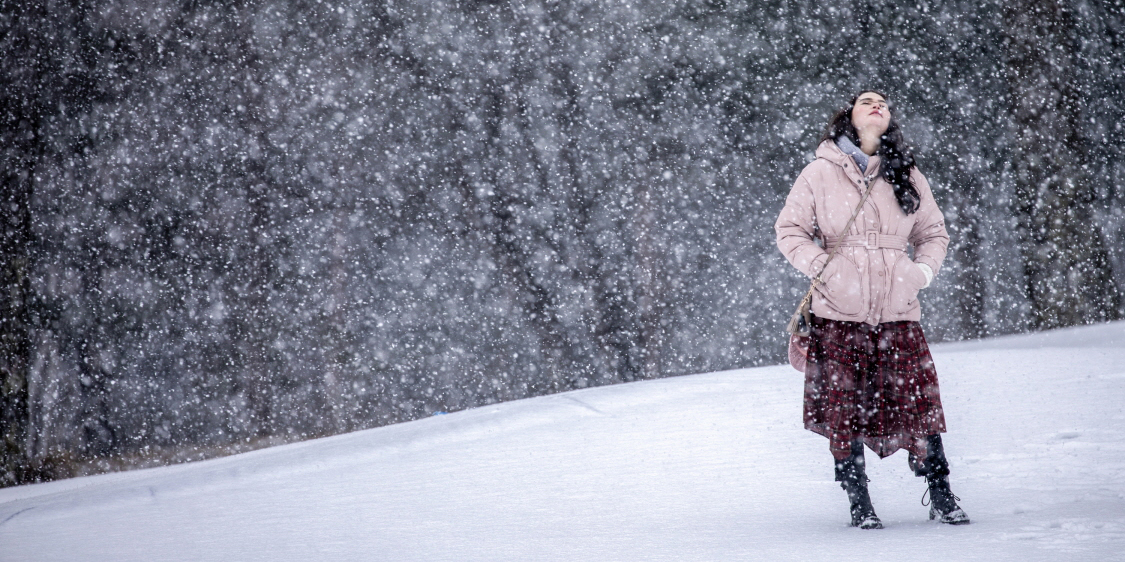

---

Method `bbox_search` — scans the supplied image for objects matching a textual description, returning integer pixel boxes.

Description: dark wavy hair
[818,90,920,215]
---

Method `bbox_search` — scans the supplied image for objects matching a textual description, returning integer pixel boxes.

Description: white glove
[917,263,934,289]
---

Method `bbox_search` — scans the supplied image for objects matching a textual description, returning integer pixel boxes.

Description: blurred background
[2,0,1122,485]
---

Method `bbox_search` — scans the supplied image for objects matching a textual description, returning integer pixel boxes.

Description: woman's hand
[917,263,933,289]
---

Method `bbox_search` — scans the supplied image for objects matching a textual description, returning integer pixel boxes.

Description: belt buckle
[865,231,879,250]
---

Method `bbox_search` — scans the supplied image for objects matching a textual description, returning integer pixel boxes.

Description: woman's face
[850,92,890,137]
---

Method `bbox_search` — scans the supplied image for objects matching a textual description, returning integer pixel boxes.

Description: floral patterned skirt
[804,316,947,459]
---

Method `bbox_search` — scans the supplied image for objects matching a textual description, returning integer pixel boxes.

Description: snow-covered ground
[3,322,1124,561]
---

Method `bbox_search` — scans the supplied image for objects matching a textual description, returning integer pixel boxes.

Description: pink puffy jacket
[775,140,950,325]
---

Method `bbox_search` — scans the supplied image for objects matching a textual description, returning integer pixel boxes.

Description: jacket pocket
[815,256,864,315]
[887,255,927,314]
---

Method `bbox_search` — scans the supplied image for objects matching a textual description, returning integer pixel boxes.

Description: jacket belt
[824,231,909,251]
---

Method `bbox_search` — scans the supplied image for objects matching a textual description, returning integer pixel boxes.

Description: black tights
[834,435,950,482]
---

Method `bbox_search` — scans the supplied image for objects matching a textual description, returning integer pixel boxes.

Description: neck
[858,134,881,156]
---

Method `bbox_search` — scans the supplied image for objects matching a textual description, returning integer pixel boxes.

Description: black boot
[911,435,970,525]
[835,440,883,529]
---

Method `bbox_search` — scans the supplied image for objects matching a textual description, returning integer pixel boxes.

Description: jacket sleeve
[908,171,949,275]
[775,173,831,279]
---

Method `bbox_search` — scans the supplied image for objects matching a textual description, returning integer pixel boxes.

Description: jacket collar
[815,139,880,186]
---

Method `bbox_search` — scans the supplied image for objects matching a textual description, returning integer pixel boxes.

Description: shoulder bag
[787,174,877,372]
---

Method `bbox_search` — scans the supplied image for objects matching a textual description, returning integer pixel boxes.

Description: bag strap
[795,173,878,312]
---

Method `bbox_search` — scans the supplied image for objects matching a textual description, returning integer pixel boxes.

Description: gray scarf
[835,135,870,174]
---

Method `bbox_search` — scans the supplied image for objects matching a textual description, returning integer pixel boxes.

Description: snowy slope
[2,322,1124,562]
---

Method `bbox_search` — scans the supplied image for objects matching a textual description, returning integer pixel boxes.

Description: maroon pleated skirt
[804,316,946,459]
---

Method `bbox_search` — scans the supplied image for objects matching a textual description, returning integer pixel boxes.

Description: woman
[775,90,969,529]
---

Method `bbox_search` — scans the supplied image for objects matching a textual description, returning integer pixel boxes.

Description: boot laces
[920,486,961,507]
